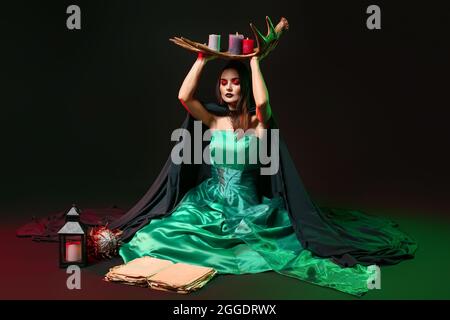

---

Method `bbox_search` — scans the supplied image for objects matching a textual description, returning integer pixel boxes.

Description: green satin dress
[119,130,377,296]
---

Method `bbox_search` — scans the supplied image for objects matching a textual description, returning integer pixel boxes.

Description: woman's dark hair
[215,60,254,131]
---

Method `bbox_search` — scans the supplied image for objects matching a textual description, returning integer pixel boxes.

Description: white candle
[66,241,82,262]
[208,34,221,51]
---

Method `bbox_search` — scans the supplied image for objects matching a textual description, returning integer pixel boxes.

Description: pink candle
[66,241,82,262]
[228,32,243,55]
[242,38,254,54]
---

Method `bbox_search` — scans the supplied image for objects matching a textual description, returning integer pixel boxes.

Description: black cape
[109,102,417,268]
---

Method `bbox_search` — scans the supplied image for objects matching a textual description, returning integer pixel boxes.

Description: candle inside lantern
[66,241,82,262]
[242,38,255,54]
[208,34,221,51]
[228,32,243,55]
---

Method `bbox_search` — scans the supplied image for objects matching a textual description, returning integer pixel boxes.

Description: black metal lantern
[57,204,87,268]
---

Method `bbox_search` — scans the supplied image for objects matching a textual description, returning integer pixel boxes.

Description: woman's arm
[250,56,272,124]
[178,53,215,127]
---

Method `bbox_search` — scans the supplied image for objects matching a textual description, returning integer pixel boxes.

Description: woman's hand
[250,56,260,64]
[197,52,217,63]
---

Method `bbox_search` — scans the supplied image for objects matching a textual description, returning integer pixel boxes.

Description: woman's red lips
[225,94,233,97]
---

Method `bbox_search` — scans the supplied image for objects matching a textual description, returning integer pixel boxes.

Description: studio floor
[1,207,449,300]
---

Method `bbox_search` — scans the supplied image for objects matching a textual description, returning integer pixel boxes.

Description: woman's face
[219,68,241,107]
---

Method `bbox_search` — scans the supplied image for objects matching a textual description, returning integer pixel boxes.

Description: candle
[208,34,221,51]
[228,32,243,55]
[66,241,82,262]
[242,38,255,54]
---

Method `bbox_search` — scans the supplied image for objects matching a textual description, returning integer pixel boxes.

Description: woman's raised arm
[250,56,272,124]
[178,53,216,127]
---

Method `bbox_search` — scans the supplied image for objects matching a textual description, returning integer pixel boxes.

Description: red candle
[242,38,254,55]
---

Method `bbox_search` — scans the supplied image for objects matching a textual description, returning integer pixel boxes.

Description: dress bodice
[210,130,261,170]
[208,130,261,207]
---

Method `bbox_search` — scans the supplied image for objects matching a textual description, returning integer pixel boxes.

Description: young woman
[117,51,416,296]
[16,16,416,296]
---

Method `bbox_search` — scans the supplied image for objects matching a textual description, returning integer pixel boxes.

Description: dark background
[2,0,449,220]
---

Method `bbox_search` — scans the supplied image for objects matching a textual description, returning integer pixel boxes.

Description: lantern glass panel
[60,235,83,265]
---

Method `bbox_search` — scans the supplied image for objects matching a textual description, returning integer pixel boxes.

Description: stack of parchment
[147,262,217,294]
[105,256,173,287]
[105,256,217,293]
